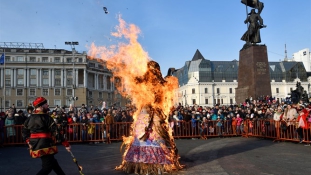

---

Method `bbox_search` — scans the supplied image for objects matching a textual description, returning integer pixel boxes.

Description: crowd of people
[1,96,311,147]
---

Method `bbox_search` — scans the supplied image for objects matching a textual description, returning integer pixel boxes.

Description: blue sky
[0,0,310,75]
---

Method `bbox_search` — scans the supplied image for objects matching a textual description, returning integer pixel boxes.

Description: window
[30,69,37,75]
[303,51,307,56]
[98,75,104,89]
[106,76,111,90]
[89,91,93,98]
[5,89,11,96]
[17,69,24,75]
[43,89,49,96]
[30,78,36,85]
[30,89,36,96]
[67,89,72,96]
[221,99,224,104]
[67,58,72,63]
[108,93,111,99]
[230,99,233,105]
[17,79,24,85]
[229,88,232,94]
[42,69,49,76]
[5,69,11,75]
[276,88,279,93]
[192,88,195,94]
[55,69,61,75]
[192,99,196,105]
[205,98,208,104]
[55,89,61,96]
[30,57,36,62]
[67,78,73,85]
[5,100,10,108]
[205,88,208,93]
[42,57,48,62]
[67,70,73,76]
[78,58,82,62]
[217,88,220,94]
[42,78,49,85]
[99,92,103,98]
[16,100,23,107]
[5,56,10,62]
[5,79,10,86]
[54,57,60,62]
[290,88,293,92]
[89,63,95,67]
[54,100,61,106]
[17,89,23,96]
[17,56,24,62]
[55,78,61,86]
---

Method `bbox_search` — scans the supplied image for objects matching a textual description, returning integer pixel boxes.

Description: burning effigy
[88,15,183,174]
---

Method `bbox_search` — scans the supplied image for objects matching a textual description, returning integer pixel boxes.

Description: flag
[0,53,5,64]
[241,0,264,14]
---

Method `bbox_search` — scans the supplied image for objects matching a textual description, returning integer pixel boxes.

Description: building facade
[0,42,127,111]
[170,49,311,107]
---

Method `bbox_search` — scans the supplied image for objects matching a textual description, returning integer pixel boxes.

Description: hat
[33,97,47,108]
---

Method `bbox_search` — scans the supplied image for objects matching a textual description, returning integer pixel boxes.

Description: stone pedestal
[235,45,271,104]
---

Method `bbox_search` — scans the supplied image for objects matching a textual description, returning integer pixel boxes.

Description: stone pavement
[1,137,311,175]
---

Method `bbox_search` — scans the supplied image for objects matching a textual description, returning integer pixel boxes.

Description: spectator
[80,115,88,142]
[199,117,208,139]
[236,114,243,135]
[0,114,4,147]
[273,106,283,141]
[190,114,197,137]
[296,109,308,144]
[105,113,114,144]
[80,104,88,114]
[87,118,95,144]
[5,109,16,143]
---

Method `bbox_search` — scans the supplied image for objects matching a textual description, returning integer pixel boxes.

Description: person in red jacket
[296,108,309,144]
[22,97,71,175]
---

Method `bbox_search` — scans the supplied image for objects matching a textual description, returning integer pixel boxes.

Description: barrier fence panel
[2,120,310,146]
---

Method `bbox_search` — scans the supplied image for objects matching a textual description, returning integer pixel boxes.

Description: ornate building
[0,42,127,111]
[169,49,311,106]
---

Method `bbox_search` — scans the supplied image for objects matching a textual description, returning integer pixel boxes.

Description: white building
[170,49,311,107]
[292,48,311,71]
[0,42,128,111]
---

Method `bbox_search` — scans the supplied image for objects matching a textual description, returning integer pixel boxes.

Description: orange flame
[88,15,178,116]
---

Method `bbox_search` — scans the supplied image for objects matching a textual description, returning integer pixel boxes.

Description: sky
[0,0,310,76]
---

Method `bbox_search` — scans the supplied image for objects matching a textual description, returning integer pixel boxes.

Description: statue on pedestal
[241,0,266,45]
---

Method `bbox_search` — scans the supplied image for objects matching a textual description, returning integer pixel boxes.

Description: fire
[88,15,182,174]
[88,14,178,118]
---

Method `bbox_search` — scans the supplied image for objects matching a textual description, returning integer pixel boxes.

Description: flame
[88,15,182,173]
[88,15,178,116]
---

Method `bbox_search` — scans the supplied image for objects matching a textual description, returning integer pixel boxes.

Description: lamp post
[65,41,79,108]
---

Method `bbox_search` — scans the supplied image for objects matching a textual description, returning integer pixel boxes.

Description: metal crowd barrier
[1,120,310,146]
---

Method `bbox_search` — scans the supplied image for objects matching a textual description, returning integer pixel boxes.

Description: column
[84,69,87,87]
[95,73,98,90]
[26,69,29,87]
[103,75,107,90]
[24,68,27,88]
[37,69,40,87]
[75,69,78,88]
[0,68,3,87]
[64,69,67,87]
[39,69,42,87]
[50,69,53,87]
[61,69,64,87]
[11,68,14,88]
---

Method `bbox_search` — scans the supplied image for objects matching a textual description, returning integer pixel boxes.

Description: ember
[88,15,183,174]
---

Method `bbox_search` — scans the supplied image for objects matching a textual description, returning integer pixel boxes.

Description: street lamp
[65,41,79,108]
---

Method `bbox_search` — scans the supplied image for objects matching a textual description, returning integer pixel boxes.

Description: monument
[236,0,271,104]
